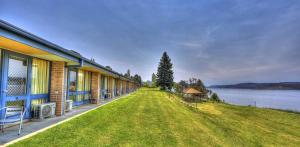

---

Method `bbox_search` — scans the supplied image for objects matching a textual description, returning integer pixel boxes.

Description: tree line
[123,69,142,86]
[105,65,142,86]
[149,51,220,102]
[151,51,207,93]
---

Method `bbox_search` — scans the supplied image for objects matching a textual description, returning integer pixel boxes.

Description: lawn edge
[3,94,129,147]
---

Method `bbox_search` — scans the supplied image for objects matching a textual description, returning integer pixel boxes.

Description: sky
[1,0,300,86]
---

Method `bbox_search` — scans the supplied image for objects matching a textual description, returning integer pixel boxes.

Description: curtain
[104,76,108,89]
[101,76,105,90]
[84,71,91,91]
[112,79,115,90]
[31,58,50,94]
[77,69,84,91]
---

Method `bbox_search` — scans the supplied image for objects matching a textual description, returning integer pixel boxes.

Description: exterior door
[67,68,78,105]
[1,51,31,118]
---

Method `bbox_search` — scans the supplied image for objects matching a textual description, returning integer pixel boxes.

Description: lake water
[208,88,300,112]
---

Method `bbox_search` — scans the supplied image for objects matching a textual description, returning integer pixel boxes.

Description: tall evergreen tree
[151,73,157,87]
[124,69,131,78]
[156,52,174,90]
[133,74,142,86]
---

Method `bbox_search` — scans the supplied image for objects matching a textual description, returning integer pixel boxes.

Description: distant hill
[209,82,300,90]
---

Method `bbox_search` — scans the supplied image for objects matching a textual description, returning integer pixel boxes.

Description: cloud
[1,0,299,85]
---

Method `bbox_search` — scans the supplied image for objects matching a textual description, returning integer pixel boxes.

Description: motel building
[0,20,138,119]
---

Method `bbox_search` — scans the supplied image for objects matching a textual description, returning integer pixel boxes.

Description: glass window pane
[31,58,50,94]
[101,76,105,90]
[84,93,91,100]
[84,71,91,91]
[7,55,28,96]
[77,94,84,101]
[113,79,116,89]
[31,98,47,109]
[69,70,77,92]
[104,76,108,89]
[78,70,84,91]
[6,100,25,107]
[120,81,123,93]
[69,95,76,102]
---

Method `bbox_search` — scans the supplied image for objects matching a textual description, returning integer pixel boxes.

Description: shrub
[210,93,221,102]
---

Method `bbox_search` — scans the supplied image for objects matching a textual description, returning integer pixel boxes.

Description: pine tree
[156,52,174,90]
[133,74,142,86]
[124,69,131,78]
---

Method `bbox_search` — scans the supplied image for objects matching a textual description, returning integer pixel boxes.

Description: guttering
[68,58,83,68]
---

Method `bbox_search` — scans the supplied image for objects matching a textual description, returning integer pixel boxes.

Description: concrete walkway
[0,97,119,145]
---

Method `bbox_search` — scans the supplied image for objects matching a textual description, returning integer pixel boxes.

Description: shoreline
[220,101,300,114]
[208,87,300,91]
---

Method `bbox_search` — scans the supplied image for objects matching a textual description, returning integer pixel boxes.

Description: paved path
[0,97,119,145]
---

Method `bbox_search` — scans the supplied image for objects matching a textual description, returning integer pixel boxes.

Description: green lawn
[11,88,300,146]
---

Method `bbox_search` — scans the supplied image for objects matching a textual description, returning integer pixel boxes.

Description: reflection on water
[209,88,300,112]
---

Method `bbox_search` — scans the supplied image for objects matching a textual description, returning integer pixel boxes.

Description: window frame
[67,68,92,106]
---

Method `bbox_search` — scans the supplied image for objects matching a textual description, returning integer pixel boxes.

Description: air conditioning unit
[32,103,56,120]
[65,100,73,112]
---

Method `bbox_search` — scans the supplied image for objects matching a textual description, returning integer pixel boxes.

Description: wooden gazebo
[183,88,201,94]
[183,87,206,102]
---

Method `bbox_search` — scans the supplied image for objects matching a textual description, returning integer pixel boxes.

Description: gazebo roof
[183,87,202,94]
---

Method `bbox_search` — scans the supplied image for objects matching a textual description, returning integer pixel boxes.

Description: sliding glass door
[30,58,50,113]
[67,68,92,106]
[0,50,51,119]
[83,71,91,103]
[68,69,77,105]
[0,51,31,118]
[100,75,108,98]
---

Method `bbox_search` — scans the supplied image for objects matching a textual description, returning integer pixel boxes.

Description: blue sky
[1,0,300,85]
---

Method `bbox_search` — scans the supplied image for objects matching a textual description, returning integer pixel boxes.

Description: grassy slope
[11,88,300,146]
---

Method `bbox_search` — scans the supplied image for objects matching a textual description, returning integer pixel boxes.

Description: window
[7,55,28,96]
[78,70,91,101]
[31,98,47,109]
[104,76,108,89]
[69,70,77,92]
[101,76,105,90]
[84,71,91,91]
[69,95,76,102]
[6,100,25,107]
[77,94,84,101]
[77,70,84,91]
[113,79,116,90]
[68,69,92,104]
[31,58,50,94]
[84,71,91,100]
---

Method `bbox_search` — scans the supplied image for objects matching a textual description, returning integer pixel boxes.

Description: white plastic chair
[0,106,26,135]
